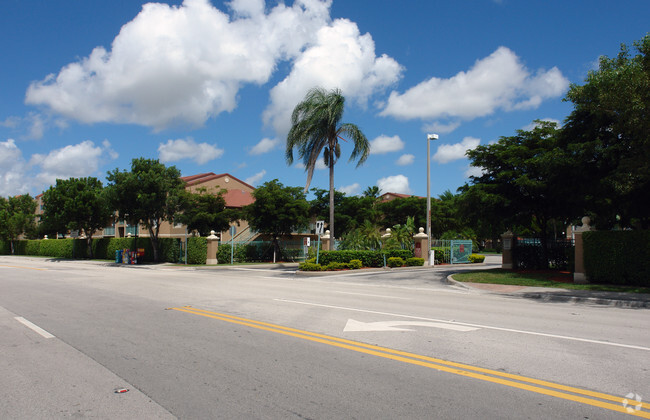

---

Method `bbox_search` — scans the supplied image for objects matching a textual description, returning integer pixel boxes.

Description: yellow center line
[170,306,649,418]
[0,264,47,271]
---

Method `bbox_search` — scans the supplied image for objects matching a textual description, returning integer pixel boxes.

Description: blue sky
[1,0,648,200]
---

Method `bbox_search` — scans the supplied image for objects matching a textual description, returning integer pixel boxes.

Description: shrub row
[468,254,485,263]
[316,249,413,268]
[0,237,206,264]
[583,231,650,286]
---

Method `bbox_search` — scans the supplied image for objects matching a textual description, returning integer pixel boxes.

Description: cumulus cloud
[369,134,404,155]
[29,140,106,186]
[396,154,414,166]
[433,137,480,164]
[423,120,461,135]
[377,174,411,194]
[338,183,360,195]
[24,0,398,137]
[381,47,569,123]
[0,139,28,196]
[249,137,280,155]
[25,0,332,130]
[245,169,266,186]
[158,137,224,165]
[263,18,402,134]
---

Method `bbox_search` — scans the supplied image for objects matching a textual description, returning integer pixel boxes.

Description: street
[1,256,648,419]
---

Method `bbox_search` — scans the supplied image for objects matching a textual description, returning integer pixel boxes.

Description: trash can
[115,249,122,263]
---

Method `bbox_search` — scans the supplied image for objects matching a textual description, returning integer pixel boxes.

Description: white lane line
[274,299,650,351]
[335,291,410,300]
[14,317,55,339]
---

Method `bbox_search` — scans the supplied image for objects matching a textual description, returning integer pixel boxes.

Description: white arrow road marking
[344,318,479,332]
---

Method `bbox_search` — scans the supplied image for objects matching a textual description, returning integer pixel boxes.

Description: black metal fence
[513,238,574,270]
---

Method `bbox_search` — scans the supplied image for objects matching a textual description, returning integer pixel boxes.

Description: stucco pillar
[573,216,592,284]
[501,230,514,269]
[413,227,430,265]
[206,230,219,265]
[321,230,331,251]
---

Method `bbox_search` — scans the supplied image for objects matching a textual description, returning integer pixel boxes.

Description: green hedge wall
[317,249,413,268]
[583,231,650,286]
[187,237,207,265]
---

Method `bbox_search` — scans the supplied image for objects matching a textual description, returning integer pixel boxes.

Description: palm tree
[286,87,369,240]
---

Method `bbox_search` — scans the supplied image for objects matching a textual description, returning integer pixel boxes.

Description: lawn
[452,269,650,294]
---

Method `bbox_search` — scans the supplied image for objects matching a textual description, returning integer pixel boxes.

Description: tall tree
[106,158,184,262]
[243,180,309,260]
[41,177,113,258]
[176,187,232,236]
[0,195,37,254]
[286,87,369,239]
[562,34,650,228]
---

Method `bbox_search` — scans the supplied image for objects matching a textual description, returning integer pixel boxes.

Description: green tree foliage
[177,187,232,236]
[106,158,184,262]
[562,34,650,228]
[378,196,427,232]
[0,195,37,254]
[309,188,381,236]
[243,179,310,258]
[464,121,574,266]
[41,177,113,258]
[286,87,370,239]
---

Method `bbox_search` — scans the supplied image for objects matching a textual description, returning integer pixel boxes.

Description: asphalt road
[1,256,648,419]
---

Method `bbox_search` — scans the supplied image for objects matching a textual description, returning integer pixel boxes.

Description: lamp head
[427,133,439,140]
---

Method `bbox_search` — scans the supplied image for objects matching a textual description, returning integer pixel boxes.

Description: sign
[315,220,325,235]
[451,240,472,264]
[69,230,79,238]
[229,225,236,237]
[303,237,310,247]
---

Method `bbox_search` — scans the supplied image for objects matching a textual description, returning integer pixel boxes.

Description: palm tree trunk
[329,147,335,241]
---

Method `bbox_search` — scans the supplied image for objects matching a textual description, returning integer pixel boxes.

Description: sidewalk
[446,276,650,309]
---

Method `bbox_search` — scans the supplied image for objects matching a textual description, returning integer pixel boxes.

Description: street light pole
[426,133,439,263]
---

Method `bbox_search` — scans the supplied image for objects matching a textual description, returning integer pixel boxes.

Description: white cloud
[433,137,480,164]
[25,0,332,130]
[377,174,411,194]
[338,183,360,195]
[0,139,28,196]
[249,137,280,155]
[315,158,327,170]
[381,47,569,122]
[29,140,106,187]
[422,120,461,135]
[245,169,266,186]
[369,134,404,155]
[396,154,414,166]
[464,165,485,178]
[263,18,402,134]
[158,137,223,165]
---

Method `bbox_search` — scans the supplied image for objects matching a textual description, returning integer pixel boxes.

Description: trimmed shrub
[406,257,424,266]
[583,231,650,286]
[387,257,405,268]
[25,240,41,256]
[468,254,485,263]
[186,237,207,265]
[0,240,9,255]
[348,259,363,269]
[299,262,322,271]
[325,261,348,270]
[318,249,412,268]
[432,247,450,264]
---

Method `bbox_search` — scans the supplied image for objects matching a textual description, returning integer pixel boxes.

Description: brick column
[501,230,514,269]
[206,230,219,265]
[413,227,430,265]
[573,216,592,284]
[321,230,331,251]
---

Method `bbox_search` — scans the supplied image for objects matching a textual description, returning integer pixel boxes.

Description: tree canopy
[106,158,184,262]
[0,195,37,254]
[41,177,112,258]
[176,187,232,236]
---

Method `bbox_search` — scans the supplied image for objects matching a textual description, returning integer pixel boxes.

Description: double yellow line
[170,306,649,418]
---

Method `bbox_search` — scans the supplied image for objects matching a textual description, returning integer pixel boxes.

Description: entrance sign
[451,240,472,264]
[315,221,324,235]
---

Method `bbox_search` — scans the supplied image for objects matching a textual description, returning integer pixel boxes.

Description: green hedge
[187,237,207,265]
[583,231,650,286]
[317,249,412,267]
